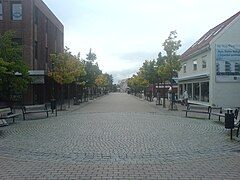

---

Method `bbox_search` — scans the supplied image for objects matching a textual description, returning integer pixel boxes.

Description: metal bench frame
[22,104,50,120]
[0,107,21,123]
[182,104,211,119]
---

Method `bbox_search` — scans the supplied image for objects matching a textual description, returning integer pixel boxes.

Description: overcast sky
[43,0,240,83]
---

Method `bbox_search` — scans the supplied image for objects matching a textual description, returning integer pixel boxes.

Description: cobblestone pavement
[0,93,240,179]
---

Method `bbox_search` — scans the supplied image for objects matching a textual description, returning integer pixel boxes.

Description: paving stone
[0,93,240,179]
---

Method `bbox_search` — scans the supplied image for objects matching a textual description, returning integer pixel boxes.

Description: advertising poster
[216,44,240,82]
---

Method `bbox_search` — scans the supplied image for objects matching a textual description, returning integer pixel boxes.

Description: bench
[0,107,21,124]
[209,107,224,121]
[182,104,211,119]
[210,107,239,121]
[210,107,239,138]
[22,104,50,120]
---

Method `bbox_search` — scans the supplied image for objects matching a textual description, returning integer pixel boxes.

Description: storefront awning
[178,73,210,82]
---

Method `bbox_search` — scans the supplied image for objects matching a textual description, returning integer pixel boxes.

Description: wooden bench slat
[22,104,49,120]
[0,107,20,123]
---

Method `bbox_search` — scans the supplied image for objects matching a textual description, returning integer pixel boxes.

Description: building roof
[181,11,240,60]
[35,0,64,32]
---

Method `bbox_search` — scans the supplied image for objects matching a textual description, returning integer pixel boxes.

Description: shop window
[179,84,183,98]
[0,1,3,20]
[193,83,199,101]
[193,60,197,71]
[11,2,22,21]
[187,83,192,100]
[201,82,209,102]
[183,64,186,73]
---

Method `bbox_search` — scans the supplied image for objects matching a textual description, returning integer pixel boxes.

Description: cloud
[109,68,138,84]
[43,0,240,84]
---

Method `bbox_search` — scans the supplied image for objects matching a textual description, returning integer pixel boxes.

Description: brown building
[0,0,64,104]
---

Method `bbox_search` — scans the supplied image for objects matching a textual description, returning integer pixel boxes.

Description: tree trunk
[170,83,173,110]
[163,81,166,108]
[68,84,70,108]
[60,85,63,110]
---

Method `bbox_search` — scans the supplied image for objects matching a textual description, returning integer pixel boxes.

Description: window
[34,41,38,59]
[179,84,183,98]
[183,64,186,73]
[12,38,23,58]
[193,83,199,101]
[202,56,207,68]
[34,7,38,25]
[0,1,3,20]
[45,18,48,33]
[13,38,22,45]
[193,60,197,71]
[45,47,48,62]
[187,84,192,100]
[11,2,22,21]
[201,82,209,102]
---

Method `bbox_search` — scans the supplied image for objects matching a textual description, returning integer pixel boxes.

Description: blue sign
[216,44,240,82]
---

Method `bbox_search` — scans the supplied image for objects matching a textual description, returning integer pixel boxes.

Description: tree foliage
[49,48,86,85]
[139,60,158,84]
[127,74,149,93]
[95,74,108,87]
[0,31,29,101]
[157,31,181,82]
[86,48,97,62]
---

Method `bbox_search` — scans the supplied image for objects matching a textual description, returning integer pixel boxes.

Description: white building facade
[178,11,240,108]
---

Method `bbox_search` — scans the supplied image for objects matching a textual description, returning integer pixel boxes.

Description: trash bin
[225,109,234,139]
[50,99,56,114]
[225,110,234,129]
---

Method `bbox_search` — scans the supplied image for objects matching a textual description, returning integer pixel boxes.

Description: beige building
[178,11,240,108]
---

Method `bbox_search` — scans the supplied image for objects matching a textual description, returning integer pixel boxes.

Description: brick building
[0,0,64,104]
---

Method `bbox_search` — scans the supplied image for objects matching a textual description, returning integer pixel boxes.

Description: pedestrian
[182,90,188,106]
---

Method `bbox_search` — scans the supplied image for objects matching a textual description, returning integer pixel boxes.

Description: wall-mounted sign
[216,44,240,82]
[12,3,22,20]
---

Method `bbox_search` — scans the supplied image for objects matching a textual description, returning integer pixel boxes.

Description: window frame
[202,56,207,69]
[11,2,22,21]
[0,1,3,20]
[193,60,197,71]
[183,63,186,73]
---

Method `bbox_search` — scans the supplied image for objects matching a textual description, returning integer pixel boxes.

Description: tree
[86,48,97,62]
[127,74,149,95]
[82,50,102,98]
[49,48,86,109]
[161,30,182,109]
[139,60,158,85]
[0,31,29,104]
